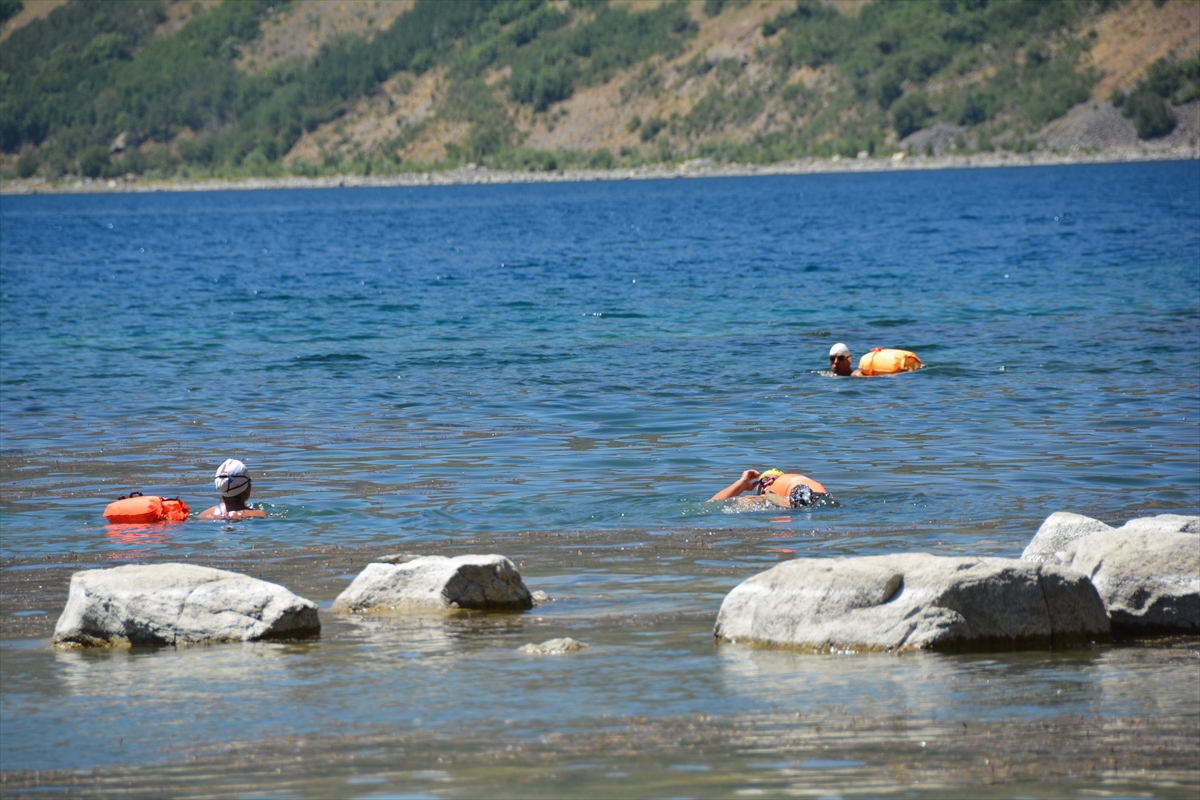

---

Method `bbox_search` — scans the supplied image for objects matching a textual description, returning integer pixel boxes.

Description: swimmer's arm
[710,469,760,501]
[197,505,222,520]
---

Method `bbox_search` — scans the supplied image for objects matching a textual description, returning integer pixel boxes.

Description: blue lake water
[2,163,1197,557]
[1,162,1198,793]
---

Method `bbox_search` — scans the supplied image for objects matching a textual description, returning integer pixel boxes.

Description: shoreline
[2,145,1196,195]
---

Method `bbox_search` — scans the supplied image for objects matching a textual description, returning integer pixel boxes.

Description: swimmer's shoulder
[198,505,266,520]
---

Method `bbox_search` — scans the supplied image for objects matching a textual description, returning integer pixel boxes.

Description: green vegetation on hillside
[1112,55,1200,139]
[0,0,1187,182]
[756,0,1106,157]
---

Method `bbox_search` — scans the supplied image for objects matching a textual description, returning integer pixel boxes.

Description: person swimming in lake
[198,458,267,520]
[710,468,833,508]
[829,342,922,376]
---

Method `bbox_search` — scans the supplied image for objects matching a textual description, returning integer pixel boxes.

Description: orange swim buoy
[762,473,831,508]
[103,492,190,524]
[768,473,827,497]
[858,348,921,376]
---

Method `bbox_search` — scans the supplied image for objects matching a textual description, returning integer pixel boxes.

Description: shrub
[78,145,110,177]
[0,0,22,26]
[1143,58,1182,98]
[588,148,614,169]
[874,65,904,109]
[640,116,666,141]
[942,84,998,126]
[15,148,38,178]
[892,92,932,138]
[1122,88,1176,139]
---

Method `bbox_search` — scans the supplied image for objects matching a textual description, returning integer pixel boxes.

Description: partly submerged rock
[1020,513,1200,634]
[1020,512,1115,564]
[52,563,320,647]
[518,637,590,655]
[332,554,532,613]
[714,554,1109,653]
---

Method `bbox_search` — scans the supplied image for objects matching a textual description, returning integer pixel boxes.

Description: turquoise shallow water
[1,162,1197,557]
[1,163,1198,791]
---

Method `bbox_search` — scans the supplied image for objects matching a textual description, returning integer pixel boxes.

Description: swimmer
[198,458,267,520]
[828,342,862,376]
[710,468,833,508]
[829,342,922,376]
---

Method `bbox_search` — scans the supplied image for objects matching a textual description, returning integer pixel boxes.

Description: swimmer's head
[215,458,251,497]
[755,468,784,494]
[829,342,853,375]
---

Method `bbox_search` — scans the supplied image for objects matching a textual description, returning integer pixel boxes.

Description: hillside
[1,0,1197,185]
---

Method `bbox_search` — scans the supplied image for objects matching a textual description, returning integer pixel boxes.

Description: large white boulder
[1020,512,1114,564]
[1021,513,1200,633]
[332,554,532,613]
[1061,528,1199,633]
[52,563,320,647]
[714,554,1109,652]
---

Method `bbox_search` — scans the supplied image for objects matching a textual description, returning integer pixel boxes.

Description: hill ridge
[1,0,1197,184]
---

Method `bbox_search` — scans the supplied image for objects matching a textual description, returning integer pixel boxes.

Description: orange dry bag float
[858,348,921,376]
[103,492,190,524]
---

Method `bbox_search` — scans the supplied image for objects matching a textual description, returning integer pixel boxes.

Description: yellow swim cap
[757,469,784,482]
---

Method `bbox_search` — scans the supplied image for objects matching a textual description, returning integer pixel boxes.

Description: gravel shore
[2,143,1196,196]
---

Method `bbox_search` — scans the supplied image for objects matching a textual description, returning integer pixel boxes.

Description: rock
[899,121,968,156]
[332,554,532,613]
[1019,513,1200,633]
[1060,527,1199,634]
[531,590,549,605]
[52,563,320,647]
[1038,102,1140,151]
[518,637,590,655]
[1021,512,1115,564]
[1116,514,1199,534]
[714,554,1109,653]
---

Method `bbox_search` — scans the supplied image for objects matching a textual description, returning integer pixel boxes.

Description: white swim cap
[214,458,251,497]
[829,342,851,358]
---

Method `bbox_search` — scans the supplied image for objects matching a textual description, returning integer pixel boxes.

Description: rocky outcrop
[332,554,533,613]
[52,563,320,647]
[1021,512,1115,563]
[1021,514,1200,634]
[714,554,1110,653]
[518,637,590,655]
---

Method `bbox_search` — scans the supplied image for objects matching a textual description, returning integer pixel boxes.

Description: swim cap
[757,469,784,482]
[214,458,251,497]
[829,343,851,358]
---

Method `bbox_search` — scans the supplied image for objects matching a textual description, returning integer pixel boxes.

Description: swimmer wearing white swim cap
[198,458,267,520]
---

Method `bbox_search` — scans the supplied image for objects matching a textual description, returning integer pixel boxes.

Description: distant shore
[2,145,1196,195]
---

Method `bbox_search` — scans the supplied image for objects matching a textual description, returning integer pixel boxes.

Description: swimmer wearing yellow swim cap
[710,468,832,508]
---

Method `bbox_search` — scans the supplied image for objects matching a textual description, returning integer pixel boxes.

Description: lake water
[1,163,1198,797]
